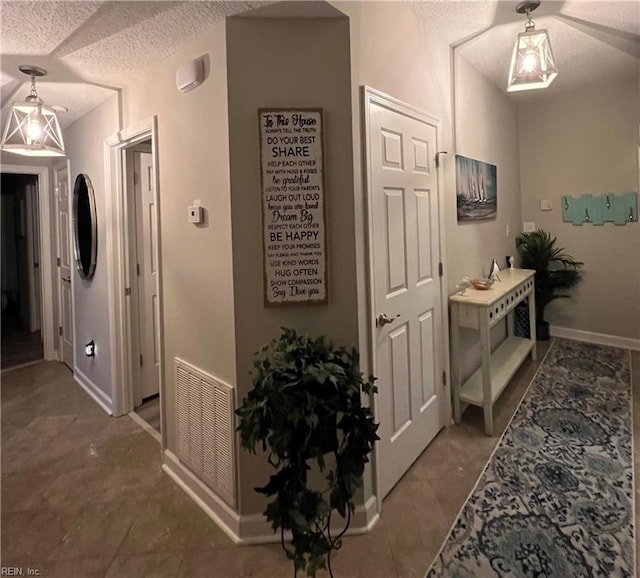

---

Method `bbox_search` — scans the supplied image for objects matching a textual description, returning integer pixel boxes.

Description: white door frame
[1,163,56,360]
[361,87,451,509]
[104,116,166,447]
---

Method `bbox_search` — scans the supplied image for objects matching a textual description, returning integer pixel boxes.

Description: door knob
[62,276,71,283]
[376,313,399,327]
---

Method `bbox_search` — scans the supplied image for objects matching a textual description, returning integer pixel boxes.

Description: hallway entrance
[1,172,43,369]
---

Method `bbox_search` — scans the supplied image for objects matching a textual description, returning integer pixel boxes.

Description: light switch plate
[188,205,203,224]
[540,200,553,211]
[522,221,536,233]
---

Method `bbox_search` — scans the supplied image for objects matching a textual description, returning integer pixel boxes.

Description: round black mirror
[72,173,97,280]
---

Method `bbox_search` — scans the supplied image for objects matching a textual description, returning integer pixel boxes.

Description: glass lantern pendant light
[507,0,558,92]
[0,65,66,157]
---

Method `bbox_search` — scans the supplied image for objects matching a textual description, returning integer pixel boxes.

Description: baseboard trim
[1,359,46,373]
[163,449,379,545]
[128,410,161,443]
[74,368,113,414]
[550,325,640,352]
[237,495,380,545]
[162,449,242,544]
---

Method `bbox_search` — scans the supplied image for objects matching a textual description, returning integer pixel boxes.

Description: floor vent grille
[175,358,235,508]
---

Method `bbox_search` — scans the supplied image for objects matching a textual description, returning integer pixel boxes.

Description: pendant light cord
[525,8,536,31]
[26,73,40,103]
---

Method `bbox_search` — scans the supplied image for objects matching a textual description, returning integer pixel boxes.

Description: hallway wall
[453,58,522,288]
[453,57,523,378]
[120,19,236,451]
[226,12,356,516]
[64,94,120,403]
[519,80,640,341]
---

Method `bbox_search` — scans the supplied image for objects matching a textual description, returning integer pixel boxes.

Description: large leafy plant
[516,229,584,323]
[236,328,379,577]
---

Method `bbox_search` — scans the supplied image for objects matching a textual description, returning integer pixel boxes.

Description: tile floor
[134,395,161,434]
[2,342,637,577]
[1,318,43,370]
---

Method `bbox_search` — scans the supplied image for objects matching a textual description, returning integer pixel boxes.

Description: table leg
[479,309,493,436]
[528,289,537,361]
[451,303,461,424]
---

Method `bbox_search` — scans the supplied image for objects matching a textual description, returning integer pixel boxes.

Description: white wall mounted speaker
[176,57,204,93]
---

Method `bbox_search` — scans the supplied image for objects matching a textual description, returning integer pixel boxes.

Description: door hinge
[442,370,447,386]
[438,262,443,277]
[59,326,63,336]
[140,354,143,366]
[133,172,138,185]
[125,287,132,296]
[136,263,140,276]
[57,257,61,267]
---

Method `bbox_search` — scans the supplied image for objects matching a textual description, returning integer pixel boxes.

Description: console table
[450,268,537,435]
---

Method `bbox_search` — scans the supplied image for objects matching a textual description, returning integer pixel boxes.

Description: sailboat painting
[455,155,497,221]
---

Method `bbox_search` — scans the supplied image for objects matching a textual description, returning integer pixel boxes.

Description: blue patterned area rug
[427,339,635,578]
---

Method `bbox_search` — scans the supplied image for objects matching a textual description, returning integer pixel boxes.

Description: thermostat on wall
[188,205,203,224]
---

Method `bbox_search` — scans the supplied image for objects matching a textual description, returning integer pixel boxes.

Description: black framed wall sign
[258,108,327,306]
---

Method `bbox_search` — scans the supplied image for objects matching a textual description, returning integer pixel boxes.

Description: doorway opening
[1,172,43,369]
[105,117,165,446]
[127,140,161,437]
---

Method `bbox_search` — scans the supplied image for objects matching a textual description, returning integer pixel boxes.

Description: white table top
[449,268,535,307]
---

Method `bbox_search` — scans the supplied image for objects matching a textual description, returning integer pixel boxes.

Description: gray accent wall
[226,12,357,516]
[519,80,640,340]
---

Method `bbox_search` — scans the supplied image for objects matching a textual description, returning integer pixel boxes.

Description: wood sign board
[258,108,327,306]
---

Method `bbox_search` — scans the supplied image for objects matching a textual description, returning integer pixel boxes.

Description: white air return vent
[175,358,236,508]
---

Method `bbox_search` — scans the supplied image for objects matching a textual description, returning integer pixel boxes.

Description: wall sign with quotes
[259,108,327,306]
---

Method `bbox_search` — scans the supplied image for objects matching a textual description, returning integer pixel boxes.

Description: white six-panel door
[134,151,160,401]
[55,165,73,368]
[367,94,444,499]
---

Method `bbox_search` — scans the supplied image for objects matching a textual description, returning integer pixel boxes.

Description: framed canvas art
[455,155,497,222]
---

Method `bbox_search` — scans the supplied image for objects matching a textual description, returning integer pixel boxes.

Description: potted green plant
[236,328,379,578]
[515,229,584,340]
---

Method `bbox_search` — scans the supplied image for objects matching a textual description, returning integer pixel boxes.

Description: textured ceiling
[414,0,640,101]
[0,1,263,127]
[0,1,638,129]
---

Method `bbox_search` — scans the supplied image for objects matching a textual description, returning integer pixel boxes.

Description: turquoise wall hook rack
[561,192,637,226]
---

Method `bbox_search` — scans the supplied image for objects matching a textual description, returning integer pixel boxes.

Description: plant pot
[536,320,550,341]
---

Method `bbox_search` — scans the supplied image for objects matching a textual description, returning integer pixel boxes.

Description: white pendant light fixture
[1,65,66,157]
[507,0,558,93]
